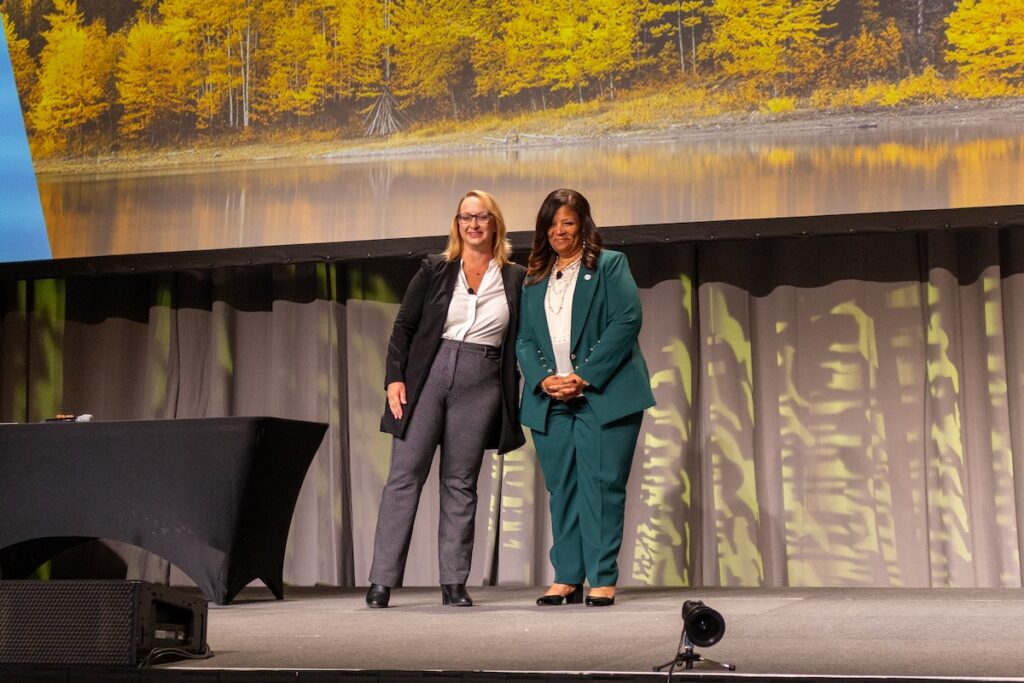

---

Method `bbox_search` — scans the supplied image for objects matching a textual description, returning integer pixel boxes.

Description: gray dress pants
[369,339,502,587]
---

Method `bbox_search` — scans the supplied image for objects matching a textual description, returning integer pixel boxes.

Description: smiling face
[547,205,582,260]
[457,195,495,254]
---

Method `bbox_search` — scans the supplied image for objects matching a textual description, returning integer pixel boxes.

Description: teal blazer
[516,249,656,433]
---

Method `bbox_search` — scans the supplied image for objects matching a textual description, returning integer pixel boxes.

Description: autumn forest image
[2,0,1023,170]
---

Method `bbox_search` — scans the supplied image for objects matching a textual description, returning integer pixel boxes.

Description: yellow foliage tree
[29,0,116,155]
[327,0,389,102]
[7,0,1008,151]
[2,9,35,108]
[680,0,706,73]
[543,2,591,101]
[945,0,1024,96]
[543,0,640,102]
[256,0,330,121]
[472,0,556,102]
[641,0,706,76]
[116,18,198,139]
[159,0,247,130]
[391,0,469,116]
[701,0,837,96]
[585,0,639,98]
[831,17,904,86]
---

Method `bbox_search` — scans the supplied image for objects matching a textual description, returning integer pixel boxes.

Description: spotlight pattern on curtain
[2,229,1023,589]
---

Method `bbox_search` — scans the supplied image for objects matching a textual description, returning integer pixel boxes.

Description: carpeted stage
[162,585,1024,680]
[5,586,1024,681]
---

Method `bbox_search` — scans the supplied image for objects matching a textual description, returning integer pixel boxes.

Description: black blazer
[379,254,527,454]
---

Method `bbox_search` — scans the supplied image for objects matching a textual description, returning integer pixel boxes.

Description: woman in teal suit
[516,188,655,607]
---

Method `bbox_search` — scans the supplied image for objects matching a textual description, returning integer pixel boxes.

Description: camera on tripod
[654,599,735,673]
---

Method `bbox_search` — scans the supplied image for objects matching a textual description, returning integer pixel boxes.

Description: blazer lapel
[436,259,460,306]
[500,264,517,326]
[570,262,597,351]
[529,280,556,360]
[500,265,522,351]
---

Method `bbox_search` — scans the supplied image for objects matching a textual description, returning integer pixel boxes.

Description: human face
[457,196,495,254]
[547,205,582,260]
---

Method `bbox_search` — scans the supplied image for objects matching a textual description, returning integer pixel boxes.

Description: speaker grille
[0,580,203,666]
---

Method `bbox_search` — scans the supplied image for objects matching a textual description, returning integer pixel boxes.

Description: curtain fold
[3,228,1023,589]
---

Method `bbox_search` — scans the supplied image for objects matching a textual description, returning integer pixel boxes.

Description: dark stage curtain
[3,227,1024,589]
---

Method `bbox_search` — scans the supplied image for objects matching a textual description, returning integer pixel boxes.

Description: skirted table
[0,417,327,605]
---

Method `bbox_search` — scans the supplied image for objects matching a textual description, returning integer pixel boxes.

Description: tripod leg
[653,653,700,672]
[697,654,736,671]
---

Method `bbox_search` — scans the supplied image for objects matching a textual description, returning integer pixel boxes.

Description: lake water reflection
[39,120,1024,259]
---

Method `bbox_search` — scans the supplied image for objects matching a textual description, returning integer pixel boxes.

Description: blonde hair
[442,190,513,266]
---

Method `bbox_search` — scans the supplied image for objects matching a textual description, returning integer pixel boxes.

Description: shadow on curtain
[2,227,1023,589]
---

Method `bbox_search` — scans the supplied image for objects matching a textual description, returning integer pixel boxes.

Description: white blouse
[442,259,508,348]
[544,261,581,376]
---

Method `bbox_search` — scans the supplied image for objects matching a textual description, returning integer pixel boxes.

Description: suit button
[570,354,576,360]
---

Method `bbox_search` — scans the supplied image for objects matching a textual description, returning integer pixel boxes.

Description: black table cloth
[0,417,327,605]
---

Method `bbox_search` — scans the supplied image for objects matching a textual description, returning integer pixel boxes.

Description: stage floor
[162,585,1024,680]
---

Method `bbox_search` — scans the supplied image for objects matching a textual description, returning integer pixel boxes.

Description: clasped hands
[541,373,587,401]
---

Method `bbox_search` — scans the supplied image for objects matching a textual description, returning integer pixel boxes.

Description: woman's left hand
[549,373,587,400]
[386,381,408,419]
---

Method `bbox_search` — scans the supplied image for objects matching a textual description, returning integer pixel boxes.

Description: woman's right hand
[540,376,561,398]
[540,375,575,401]
[387,382,407,419]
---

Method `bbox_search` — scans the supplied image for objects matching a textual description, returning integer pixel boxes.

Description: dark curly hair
[526,189,603,284]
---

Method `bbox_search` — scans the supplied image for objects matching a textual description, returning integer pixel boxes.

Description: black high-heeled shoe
[441,583,473,606]
[536,583,584,606]
[365,583,390,608]
[584,591,615,607]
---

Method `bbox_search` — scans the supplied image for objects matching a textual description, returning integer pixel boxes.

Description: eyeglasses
[457,212,493,225]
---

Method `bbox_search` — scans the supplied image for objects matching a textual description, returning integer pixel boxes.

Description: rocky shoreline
[31,97,1024,179]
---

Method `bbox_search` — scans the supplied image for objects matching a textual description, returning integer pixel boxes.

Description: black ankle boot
[441,583,473,606]
[365,583,390,608]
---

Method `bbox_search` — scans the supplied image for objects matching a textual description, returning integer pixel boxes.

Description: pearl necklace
[545,256,582,316]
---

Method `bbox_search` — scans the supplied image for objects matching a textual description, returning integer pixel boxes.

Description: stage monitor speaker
[0,580,208,666]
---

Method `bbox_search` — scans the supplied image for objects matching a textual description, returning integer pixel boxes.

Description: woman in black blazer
[366,190,526,608]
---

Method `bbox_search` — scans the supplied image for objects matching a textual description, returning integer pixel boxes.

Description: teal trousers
[532,397,643,587]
